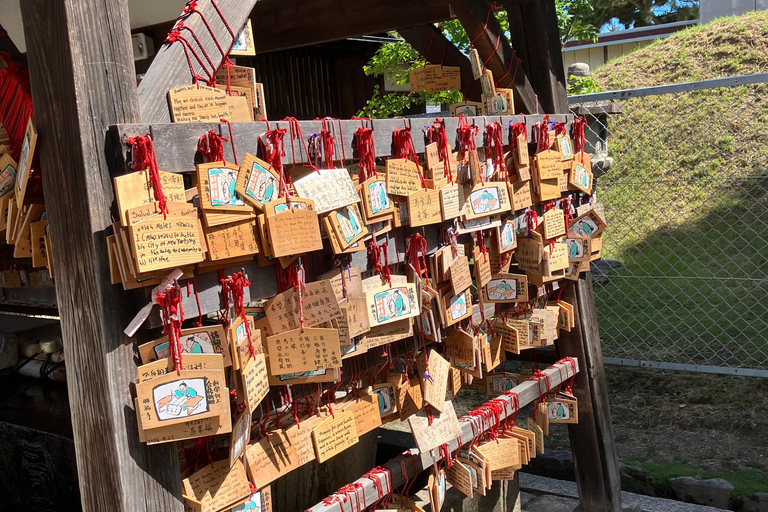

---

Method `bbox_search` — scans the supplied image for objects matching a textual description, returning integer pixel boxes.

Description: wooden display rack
[13,0,620,511]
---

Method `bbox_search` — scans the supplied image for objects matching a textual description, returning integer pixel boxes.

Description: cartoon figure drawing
[437,471,446,506]
[573,164,590,189]
[469,187,500,214]
[486,279,517,301]
[153,379,208,420]
[233,492,262,512]
[245,162,278,204]
[209,168,243,207]
[0,164,15,197]
[559,136,573,159]
[153,332,215,360]
[491,377,515,394]
[336,208,362,242]
[274,201,309,214]
[566,239,583,259]
[500,224,515,250]
[572,218,598,238]
[233,30,247,51]
[374,288,411,322]
[548,401,570,420]
[372,385,394,415]
[368,181,390,214]
[449,292,467,320]
[458,106,476,116]
[16,131,31,193]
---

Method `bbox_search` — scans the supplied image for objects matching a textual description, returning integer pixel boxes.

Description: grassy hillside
[594,10,768,89]
[579,13,768,369]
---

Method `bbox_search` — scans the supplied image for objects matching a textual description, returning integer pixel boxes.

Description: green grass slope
[578,13,768,369]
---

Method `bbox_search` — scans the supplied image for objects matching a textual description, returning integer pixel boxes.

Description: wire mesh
[569,75,768,372]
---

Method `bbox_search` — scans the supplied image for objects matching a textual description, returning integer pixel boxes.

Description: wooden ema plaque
[418,350,450,412]
[197,162,252,213]
[245,431,297,488]
[136,354,224,384]
[407,188,442,227]
[569,209,606,239]
[15,118,37,209]
[386,158,423,196]
[215,65,267,120]
[361,175,395,220]
[114,170,186,226]
[450,101,485,117]
[293,167,359,214]
[235,153,281,210]
[328,204,368,249]
[242,353,269,413]
[129,216,204,273]
[440,184,463,220]
[204,219,259,261]
[448,256,472,296]
[265,278,341,333]
[181,459,250,512]
[264,198,323,258]
[481,273,528,303]
[409,65,461,93]
[541,209,566,239]
[365,282,420,327]
[408,400,462,453]
[462,182,511,221]
[168,84,230,123]
[311,411,359,463]
[0,153,17,201]
[266,328,341,376]
[230,19,255,56]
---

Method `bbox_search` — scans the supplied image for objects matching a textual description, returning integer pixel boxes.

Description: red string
[219,119,237,165]
[126,135,169,217]
[572,116,588,162]
[469,2,497,48]
[367,239,392,287]
[426,118,453,184]
[536,115,551,153]
[319,119,337,169]
[155,284,185,374]
[197,129,227,163]
[263,126,290,198]
[456,115,478,159]
[476,231,488,263]
[485,122,505,180]
[354,125,377,182]
[222,272,255,356]
[392,126,426,189]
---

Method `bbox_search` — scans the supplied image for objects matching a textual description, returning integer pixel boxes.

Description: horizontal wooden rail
[307,358,579,512]
[109,115,572,174]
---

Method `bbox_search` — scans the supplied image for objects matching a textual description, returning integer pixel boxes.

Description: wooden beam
[556,277,622,512]
[399,24,483,102]
[250,0,454,54]
[500,0,568,113]
[137,0,258,123]
[451,0,541,114]
[307,359,580,512]
[21,1,182,511]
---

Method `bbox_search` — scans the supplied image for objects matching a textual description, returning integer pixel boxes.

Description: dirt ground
[385,366,768,475]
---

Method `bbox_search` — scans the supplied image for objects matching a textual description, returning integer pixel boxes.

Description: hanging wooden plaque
[481,273,528,303]
[409,64,461,92]
[0,153,16,200]
[114,170,186,226]
[197,162,252,213]
[129,216,204,273]
[168,84,230,123]
[407,188,442,227]
[230,19,256,56]
[312,411,359,463]
[266,328,341,376]
[293,168,359,214]
[386,159,423,196]
[215,65,267,120]
[408,401,462,453]
[569,157,594,194]
[235,153,281,210]
[181,459,250,512]
[328,203,368,249]
[462,182,511,221]
[15,118,37,209]
[265,279,341,333]
[365,282,420,327]
[135,369,228,429]
[450,101,485,117]
[361,175,395,219]
[264,199,323,258]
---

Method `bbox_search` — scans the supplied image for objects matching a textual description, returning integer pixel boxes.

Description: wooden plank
[20,1,182,511]
[451,0,541,114]
[399,25,483,102]
[250,0,453,54]
[110,115,570,174]
[556,276,622,512]
[306,359,579,512]
[500,0,568,114]
[137,0,258,123]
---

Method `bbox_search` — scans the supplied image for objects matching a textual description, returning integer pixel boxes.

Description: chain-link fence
[569,74,768,376]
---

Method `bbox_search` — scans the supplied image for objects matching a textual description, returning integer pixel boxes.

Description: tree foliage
[585,0,699,29]
[557,0,599,46]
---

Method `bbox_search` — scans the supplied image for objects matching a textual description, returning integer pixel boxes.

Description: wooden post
[451,0,541,114]
[556,276,622,512]
[20,1,183,511]
[500,0,569,113]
